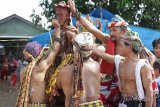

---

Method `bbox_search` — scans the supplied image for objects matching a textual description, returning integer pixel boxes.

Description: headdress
[73,32,94,57]
[121,30,143,53]
[23,41,42,60]
[72,32,94,105]
[54,1,72,25]
[107,14,129,28]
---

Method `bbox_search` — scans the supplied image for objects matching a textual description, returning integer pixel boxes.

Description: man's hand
[52,19,60,29]
[68,0,76,13]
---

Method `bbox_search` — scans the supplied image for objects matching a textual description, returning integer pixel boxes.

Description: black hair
[153,60,160,70]
[152,38,160,49]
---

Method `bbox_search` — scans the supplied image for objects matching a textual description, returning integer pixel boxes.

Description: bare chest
[119,62,137,81]
[31,69,45,83]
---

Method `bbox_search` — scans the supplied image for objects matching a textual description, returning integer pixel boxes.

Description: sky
[0,0,42,21]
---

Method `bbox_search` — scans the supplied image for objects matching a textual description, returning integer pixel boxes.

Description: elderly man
[16,19,61,107]
[94,31,153,107]
[54,1,77,57]
[42,1,78,106]
[56,32,103,107]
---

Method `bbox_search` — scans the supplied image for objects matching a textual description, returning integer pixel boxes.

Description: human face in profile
[118,39,131,56]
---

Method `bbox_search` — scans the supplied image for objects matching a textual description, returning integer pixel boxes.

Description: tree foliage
[30,0,160,30]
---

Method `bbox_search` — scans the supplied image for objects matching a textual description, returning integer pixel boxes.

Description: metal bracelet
[54,37,62,43]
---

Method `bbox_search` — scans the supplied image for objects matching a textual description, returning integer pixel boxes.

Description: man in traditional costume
[44,1,78,106]
[56,32,103,107]
[16,19,61,107]
[94,31,153,107]
[28,1,78,106]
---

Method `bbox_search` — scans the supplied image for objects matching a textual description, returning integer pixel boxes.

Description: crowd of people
[0,54,24,88]
[13,0,160,107]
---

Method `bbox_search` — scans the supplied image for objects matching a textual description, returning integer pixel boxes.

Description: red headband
[107,21,129,28]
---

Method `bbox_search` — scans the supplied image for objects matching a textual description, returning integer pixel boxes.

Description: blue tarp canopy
[29,30,54,47]
[30,7,160,51]
[89,7,115,21]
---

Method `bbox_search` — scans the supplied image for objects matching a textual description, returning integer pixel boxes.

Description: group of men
[16,0,159,107]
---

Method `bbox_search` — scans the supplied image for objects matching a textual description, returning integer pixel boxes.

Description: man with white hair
[56,32,103,107]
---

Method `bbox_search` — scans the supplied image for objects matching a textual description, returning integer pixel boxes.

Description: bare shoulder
[58,64,74,80]
[96,44,105,52]
[57,64,74,88]
[141,63,151,76]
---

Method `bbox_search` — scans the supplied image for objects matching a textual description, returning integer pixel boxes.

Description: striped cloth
[79,100,104,107]
[107,21,129,28]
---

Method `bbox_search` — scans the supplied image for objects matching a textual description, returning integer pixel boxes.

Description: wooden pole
[100,1,102,19]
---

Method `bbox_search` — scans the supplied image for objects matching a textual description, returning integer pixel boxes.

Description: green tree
[110,0,160,30]
[30,0,160,30]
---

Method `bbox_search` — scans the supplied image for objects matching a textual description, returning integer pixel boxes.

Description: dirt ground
[0,76,20,107]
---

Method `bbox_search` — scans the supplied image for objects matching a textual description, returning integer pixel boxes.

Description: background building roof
[0,14,47,39]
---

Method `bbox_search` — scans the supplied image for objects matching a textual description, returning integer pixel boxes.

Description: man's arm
[141,64,153,107]
[92,45,105,64]
[93,46,114,63]
[79,17,109,43]
[68,0,110,43]
[39,19,61,71]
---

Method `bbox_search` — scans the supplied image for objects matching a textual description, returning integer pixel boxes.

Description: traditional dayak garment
[119,93,145,107]
[70,32,104,107]
[29,103,46,107]
[16,42,46,107]
[46,54,73,94]
[79,100,103,107]
[114,55,145,107]
[114,55,157,107]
